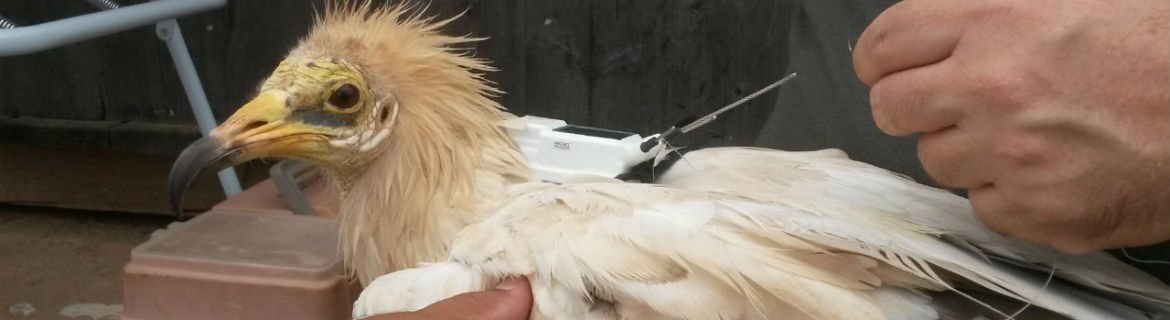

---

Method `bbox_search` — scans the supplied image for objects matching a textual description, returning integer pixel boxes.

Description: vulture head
[169,2,532,284]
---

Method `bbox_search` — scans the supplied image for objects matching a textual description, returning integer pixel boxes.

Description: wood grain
[2,0,787,149]
[0,144,270,215]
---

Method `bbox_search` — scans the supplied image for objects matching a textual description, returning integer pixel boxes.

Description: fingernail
[495,277,522,290]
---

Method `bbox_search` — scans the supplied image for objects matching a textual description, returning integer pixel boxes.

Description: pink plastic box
[121,210,359,320]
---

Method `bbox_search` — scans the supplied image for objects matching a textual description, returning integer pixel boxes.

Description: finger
[869,62,966,136]
[853,0,968,85]
[916,127,999,188]
[416,277,533,320]
[968,185,1032,239]
[967,185,1071,252]
[993,180,1123,254]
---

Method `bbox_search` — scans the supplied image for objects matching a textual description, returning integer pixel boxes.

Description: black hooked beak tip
[168,136,241,219]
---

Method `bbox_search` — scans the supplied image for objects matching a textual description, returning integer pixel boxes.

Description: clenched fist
[853,0,1169,254]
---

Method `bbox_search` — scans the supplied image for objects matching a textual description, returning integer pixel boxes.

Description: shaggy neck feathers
[336,116,530,285]
[304,3,533,285]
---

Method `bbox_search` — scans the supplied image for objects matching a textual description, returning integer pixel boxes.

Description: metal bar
[157,19,242,196]
[270,160,318,216]
[0,0,225,56]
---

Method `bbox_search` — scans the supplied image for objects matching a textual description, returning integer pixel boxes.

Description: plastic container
[121,210,359,320]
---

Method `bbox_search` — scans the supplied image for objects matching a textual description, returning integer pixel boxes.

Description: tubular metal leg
[156,19,242,197]
[270,160,317,216]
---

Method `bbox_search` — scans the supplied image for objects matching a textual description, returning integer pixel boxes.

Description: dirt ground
[0,205,171,320]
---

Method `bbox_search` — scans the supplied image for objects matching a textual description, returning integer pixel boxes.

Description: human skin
[852,0,1170,254]
[362,277,533,320]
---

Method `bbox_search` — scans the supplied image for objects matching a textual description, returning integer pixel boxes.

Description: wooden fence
[0,0,792,153]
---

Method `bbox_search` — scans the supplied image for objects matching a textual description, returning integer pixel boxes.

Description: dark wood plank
[0,60,6,118]
[95,23,187,124]
[109,121,202,156]
[0,0,109,120]
[0,117,202,155]
[714,0,790,145]
[520,0,591,124]
[219,0,325,120]
[419,0,528,113]
[0,144,256,215]
[0,117,117,150]
[588,0,786,145]
[588,0,670,134]
[98,0,232,125]
[466,0,528,114]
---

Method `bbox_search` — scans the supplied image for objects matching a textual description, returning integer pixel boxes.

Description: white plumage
[353,146,1170,319]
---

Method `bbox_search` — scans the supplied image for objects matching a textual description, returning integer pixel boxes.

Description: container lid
[129,210,344,280]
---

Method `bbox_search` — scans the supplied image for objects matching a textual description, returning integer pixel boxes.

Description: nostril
[242,121,268,132]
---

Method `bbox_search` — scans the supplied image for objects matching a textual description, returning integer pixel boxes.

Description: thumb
[415,276,533,320]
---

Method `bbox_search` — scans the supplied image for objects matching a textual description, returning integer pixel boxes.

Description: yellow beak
[215,91,291,150]
[167,91,326,218]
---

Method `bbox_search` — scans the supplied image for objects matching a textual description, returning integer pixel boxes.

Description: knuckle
[916,136,960,186]
[871,108,907,136]
[991,132,1047,166]
[869,83,906,135]
[859,32,904,82]
[967,70,1029,108]
[972,185,1102,253]
[866,30,895,64]
[855,36,889,83]
[968,189,1034,241]
[856,2,912,82]
[870,80,926,136]
[969,199,1004,228]
[968,191,1011,229]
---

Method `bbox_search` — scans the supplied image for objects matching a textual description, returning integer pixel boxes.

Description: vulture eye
[329,84,360,109]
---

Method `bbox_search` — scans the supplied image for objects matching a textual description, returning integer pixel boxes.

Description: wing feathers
[359,147,1168,320]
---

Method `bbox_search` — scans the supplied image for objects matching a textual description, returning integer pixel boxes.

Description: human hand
[852,0,1169,254]
[360,277,532,320]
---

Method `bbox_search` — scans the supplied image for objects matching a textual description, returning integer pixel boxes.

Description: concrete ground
[0,205,171,320]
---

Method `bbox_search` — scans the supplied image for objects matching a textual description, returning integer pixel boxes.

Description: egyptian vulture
[169,2,1170,319]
